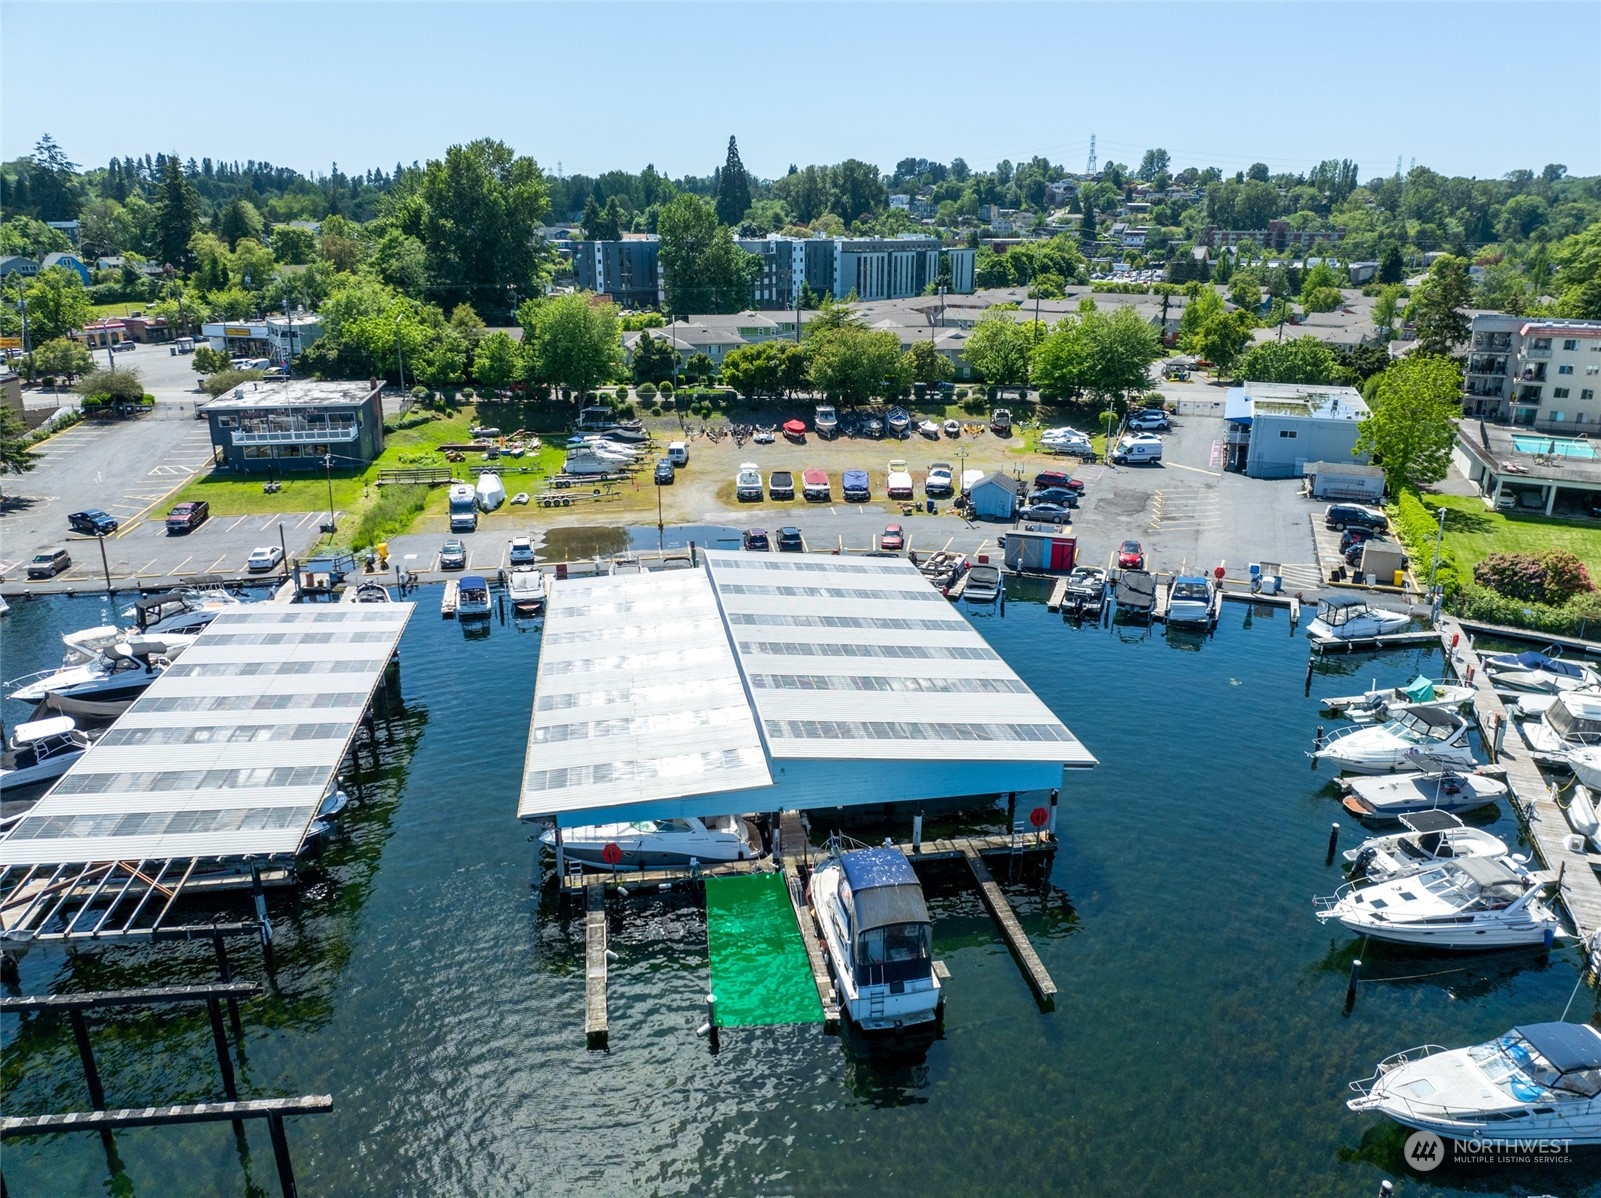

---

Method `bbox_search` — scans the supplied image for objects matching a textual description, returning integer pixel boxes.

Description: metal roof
[517,569,774,821]
[0,603,412,866]
[705,550,1094,768]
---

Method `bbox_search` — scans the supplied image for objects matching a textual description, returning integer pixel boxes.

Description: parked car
[164,500,209,534]
[777,526,804,552]
[925,463,954,497]
[111,340,136,352]
[1033,470,1084,493]
[1019,501,1073,524]
[1110,434,1163,465]
[742,528,771,551]
[439,539,467,570]
[768,470,795,500]
[842,470,870,502]
[880,523,905,551]
[245,545,285,573]
[67,509,118,536]
[654,459,675,485]
[1028,487,1079,508]
[27,547,71,579]
[1324,503,1387,532]
[508,536,535,565]
[1127,409,1170,432]
[1117,540,1145,569]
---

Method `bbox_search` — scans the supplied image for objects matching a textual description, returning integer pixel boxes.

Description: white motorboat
[1314,706,1477,774]
[807,845,941,1032]
[1320,675,1476,724]
[562,446,630,475]
[943,419,962,437]
[886,459,913,499]
[126,588,246,637]
[1343,810,1517,882]
[300,785,352,850]
[1482,648,1601,694]
[1564,784,1601,851]
[456,574,491,619]
[1314,856,1563,949]
[539,815,756,870]
[1349,1022,1601,1144]
[917,418,941,439]
[963,564,1002,603]
[1165,575,1214,628]
[1339,765,1509,820]
[1569,746,1601,791]
[1519,689,1601,755]
[886,406,911,437]
[1062,566,1107,613]
[8,638,185,704]
[1306,596,1412,641]
[815,404,838,438]
[0,716,92,798]
[476,472,506,511]
[352,581,392,603]
[507,566,545,615]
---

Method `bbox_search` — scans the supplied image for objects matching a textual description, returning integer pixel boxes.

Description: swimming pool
[1512,433,1598,459]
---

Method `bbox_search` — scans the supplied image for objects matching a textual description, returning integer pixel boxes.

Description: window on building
[1534,337,1552,350]
[1583,390,1596,401]
[1554,387,1571,399]
[1564,339,1579,350]
[1560,364,1575,374]
[1279,429,1297,438]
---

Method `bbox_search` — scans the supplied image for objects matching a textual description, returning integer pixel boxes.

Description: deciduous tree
[23,266,92,343]
[806,326,909,405]
[520,292,622,398]
[1237,336,1351,385]
[963,310,1032,394]
[470,330,522,390]
[904,339,954,386]
[656,194,760,315]
[31,337,93,382]
[1354,354,1462,495]
[0,402,40,481]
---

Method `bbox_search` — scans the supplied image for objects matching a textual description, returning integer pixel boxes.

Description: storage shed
[966,472,1020,521]
[1305,461,1386,502]
[1003,528,1076,574]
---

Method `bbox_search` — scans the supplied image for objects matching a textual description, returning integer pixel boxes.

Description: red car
[1034,470,1086,493]
[1117,540,1145,569]
[880,523,905,551]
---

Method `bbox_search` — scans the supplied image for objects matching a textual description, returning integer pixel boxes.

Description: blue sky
[3,2,1598,184]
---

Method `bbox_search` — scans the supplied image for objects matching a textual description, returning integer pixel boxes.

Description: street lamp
[322,453,337,534]
[395,315,406,390]
[1428,505,1447,591]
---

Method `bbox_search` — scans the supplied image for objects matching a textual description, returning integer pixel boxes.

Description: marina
[5,577,1601,1195]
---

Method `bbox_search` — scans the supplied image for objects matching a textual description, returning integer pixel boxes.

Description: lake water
[2,584,1595,1197]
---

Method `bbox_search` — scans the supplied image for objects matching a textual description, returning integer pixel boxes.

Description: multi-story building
[1203,221,1346,252]
[1462,314,1601,430]
[736,235,807,310]
[1222,381,1371,479]
[816,236,975,302]
[572,236,661,309]
[202,379,385,474]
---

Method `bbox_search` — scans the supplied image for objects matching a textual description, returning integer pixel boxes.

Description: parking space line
[207,554,231,573]
[225,515,252,531]
[170,554,195,574]
[135,557,160,575]
[1169,462,1221,477]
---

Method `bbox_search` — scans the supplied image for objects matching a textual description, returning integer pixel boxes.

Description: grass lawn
[89,300,150,319]
[1420,493,1601,580]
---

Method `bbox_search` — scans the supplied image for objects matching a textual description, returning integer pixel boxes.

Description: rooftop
[202,378,383,411]
[1228,381,1369,423]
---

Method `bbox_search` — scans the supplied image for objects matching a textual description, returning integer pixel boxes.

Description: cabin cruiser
[539,815,756,870]
[1320,675,1476,725]
[1306,596,1412,641]
[1340,763,1509,820]
[815,404,838,438]
[1062,566,1107,613]
[126,588,246,637]
[963,564,1002,603]
[507,566,546,615]
[562,446,633,475]
[1314,706,1477,774]
[807,845,941,1031]
[1314,856,1562,949]
[9,638,185,705]
[456,574,491,619]
[0,717,92,799]
[475,472,506,511]
[1570,746,1601,791]
[1482,648,1601,694]
[1343,810,1518,882]
[1518,689,1601,755]
[1165,575,1214,628]
[598,422,650,444]
[1349,1022,1601,1144]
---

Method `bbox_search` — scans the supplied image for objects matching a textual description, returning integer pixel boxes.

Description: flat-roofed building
[202,378,385,473]
[1223,381,1370,478]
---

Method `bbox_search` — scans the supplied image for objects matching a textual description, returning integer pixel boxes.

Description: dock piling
[1325,822,1340,865]
[911,811,923,855]
[68,1009,106,1110]
[1345,958,1362,1010]
[705,993,720,1052]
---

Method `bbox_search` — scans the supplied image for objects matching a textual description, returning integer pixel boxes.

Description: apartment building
[572,236,661,309]
[1462,314,1601,431]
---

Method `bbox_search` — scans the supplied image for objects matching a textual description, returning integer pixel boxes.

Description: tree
[684,351,716,384]
[963,310,1032,395]
[74,366,146,405]
[471,330,522,389]
[1228,268,1264,312]
[1407,255,1472,357]
[1086,305,1163,399]
[1377,242,1404,284]
[714,136,752,227]
[152,153,200,270]
[28,134,80,221]
[0,215,72,259]
[582,195,622,241]
[520,292,622,398]
[0,403,41,481]
[1030,316,1093,400]
[217,198,264,249]
[1136,149,1170,181]
[24,267,92,343]
[1246,162,1270,183]
[1372,287,1402,342]
[192,345,231,374]
[720,342,778,396]
[904,339,954,386]
[410,139,550,303]
[201,368,265,398]
[630,330,679,384]
[318,215,365,273]
[827,159,887,225]
[806,326,909,405]
[1298,261,1343,308]
[271,225,317,265]
[31,337,93,382]
[656,194,760,315]
[1237,336,1351,385]
[1079,199,1096,241]
[1354,355,1462,496]
[449,303,486,346]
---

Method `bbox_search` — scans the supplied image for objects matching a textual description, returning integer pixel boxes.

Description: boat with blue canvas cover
[456,575,491,619]
[807,844,941,1031]
[1482,648,1601,694]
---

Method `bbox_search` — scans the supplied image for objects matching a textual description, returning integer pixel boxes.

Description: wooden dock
[777,814,841,1032]
[440,579,458,619]
[1047,575,1069,612]
[584,884,609,1050]
[962,848,1057,1006]
[1309,627,1439,654]
[1439,616,1601,951]
[946,571,970,601]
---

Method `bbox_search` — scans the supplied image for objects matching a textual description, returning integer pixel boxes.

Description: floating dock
[440,579,458,618]
[962,847,1057,1005]
[1438,616,1601,951]
[584,884,609,1050]
[1309,627,1439,654]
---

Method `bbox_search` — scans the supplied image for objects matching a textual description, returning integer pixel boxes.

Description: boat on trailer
[807,844,942,1032]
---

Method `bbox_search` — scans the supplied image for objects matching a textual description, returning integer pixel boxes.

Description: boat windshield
[854,922,932,987]
[1394,710,1448,742]
[1172,582,1209,602]
[1474,1034,1601,1099]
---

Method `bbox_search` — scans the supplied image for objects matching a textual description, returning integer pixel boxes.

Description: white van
[1111,434,1163,465]
[668,441,688,467]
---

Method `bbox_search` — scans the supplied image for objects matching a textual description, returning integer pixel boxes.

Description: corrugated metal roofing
[517,569,774,821]
[0,603,412,866]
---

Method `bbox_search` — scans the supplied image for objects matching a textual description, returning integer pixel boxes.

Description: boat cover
[1515,1022,1601,1073]
[840,848,930,932]
[1398,809,1466,834]
[840,846,918,891]
[783,419,806,435]
[1404,676,1436,704]
[1454,855,1525,890]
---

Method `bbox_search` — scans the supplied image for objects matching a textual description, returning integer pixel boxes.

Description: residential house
[1203,221,1346,252]
[40,252,91,285]
[0,256,39,280]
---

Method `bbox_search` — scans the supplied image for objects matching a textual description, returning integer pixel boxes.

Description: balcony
[1468,355,1507,375]
[1517,387,1543,405]
[1526,345,1553,359]
[1473,333,1513,351]
[232,425,359,445]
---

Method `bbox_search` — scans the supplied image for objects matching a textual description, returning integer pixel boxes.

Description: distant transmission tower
[1085,135,1097,176]
[1395,155,1402,178]
[1409,157,1416,173]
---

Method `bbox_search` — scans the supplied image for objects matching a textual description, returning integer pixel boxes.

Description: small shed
[1003,528,1076,574]
[967,472,1020,521]
[1355,541,1408,586]
[1305,461,1386,502]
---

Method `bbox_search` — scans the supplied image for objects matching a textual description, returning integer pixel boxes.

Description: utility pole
[394,315,405,390]
[1428,505,1447,590]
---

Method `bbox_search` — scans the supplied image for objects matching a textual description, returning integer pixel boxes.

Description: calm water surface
[3,585,1598,1197]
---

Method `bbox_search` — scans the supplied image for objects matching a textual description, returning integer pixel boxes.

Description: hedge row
[1452,583,1601,639]
[1389,489,1465,597]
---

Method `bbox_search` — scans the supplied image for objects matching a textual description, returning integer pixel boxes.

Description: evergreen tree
[1378,242,1404,285]
[1080,198,1096,241]
[714,136,752,227]
[153,153,201,270]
